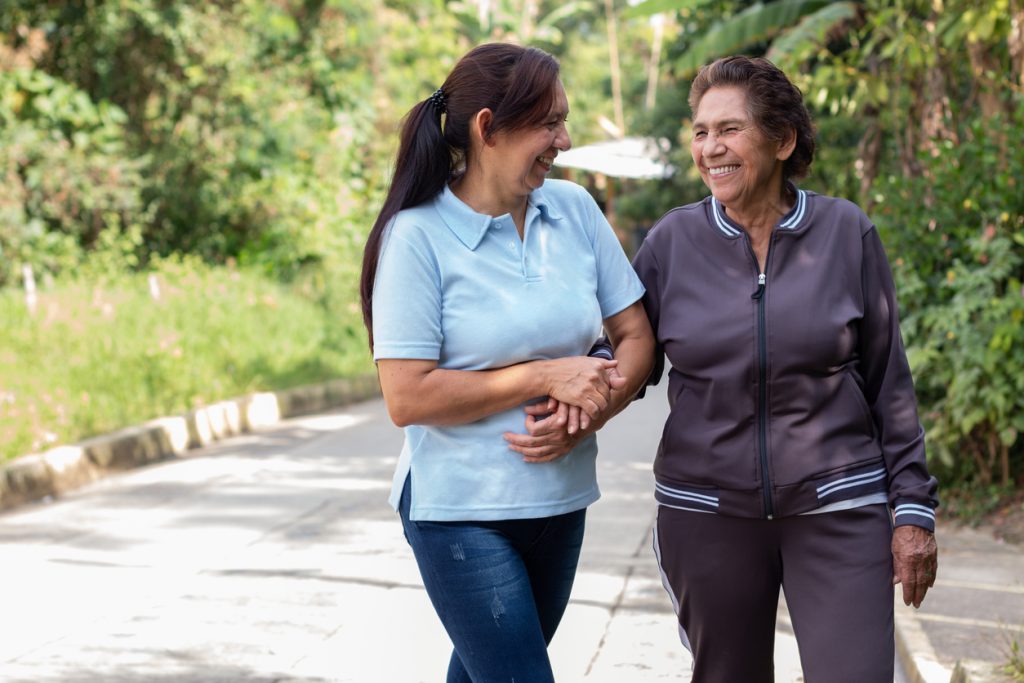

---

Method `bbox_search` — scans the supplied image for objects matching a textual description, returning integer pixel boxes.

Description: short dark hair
[360,43,561,348]
[688,56,815,181]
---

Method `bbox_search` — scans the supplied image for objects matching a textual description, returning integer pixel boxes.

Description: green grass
[1006,635,1024,681]
[0,256,373,463]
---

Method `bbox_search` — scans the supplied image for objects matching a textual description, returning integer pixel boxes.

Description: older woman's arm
[859,223,940,608]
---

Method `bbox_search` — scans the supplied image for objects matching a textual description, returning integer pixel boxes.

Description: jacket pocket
[842,369,875,432]
[811,458,888,504]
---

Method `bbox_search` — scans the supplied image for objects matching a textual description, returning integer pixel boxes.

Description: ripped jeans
[398,476,586,683]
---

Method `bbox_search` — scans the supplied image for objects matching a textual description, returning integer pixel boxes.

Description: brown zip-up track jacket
[633,189,939,530]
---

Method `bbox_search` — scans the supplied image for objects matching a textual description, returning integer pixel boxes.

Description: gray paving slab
[911,524,1024,682]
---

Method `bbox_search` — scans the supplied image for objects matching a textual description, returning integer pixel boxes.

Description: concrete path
[1,379,901,682]
[902,523,1024,683]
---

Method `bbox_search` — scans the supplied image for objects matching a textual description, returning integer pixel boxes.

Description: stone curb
[895,596,966,683]
[0,374,381,511]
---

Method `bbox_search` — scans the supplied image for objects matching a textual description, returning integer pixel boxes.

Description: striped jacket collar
[709,183,809,239]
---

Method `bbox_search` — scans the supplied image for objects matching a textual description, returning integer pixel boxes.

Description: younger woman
[360,43,654,683]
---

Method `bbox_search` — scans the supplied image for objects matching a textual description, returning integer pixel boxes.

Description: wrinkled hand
[892,525,938,608]
[544,357,621,422]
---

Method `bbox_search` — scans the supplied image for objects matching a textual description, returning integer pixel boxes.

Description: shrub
[0,68,147,285]
[874,112,1024,487]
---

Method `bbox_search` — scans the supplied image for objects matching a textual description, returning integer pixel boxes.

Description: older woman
[632,56,939,681]
[361,43,653,683]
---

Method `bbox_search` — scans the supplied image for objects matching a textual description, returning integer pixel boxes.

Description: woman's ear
[470,108,496,147]
[777,127,797,161]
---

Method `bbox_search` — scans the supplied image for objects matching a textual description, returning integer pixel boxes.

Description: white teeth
[709,165,739,176]
[537,156,553,165]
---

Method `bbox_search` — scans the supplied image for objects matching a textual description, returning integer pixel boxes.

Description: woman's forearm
[377,356,617,428]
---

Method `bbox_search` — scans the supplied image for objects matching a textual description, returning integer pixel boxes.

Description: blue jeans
[398,477,586,683]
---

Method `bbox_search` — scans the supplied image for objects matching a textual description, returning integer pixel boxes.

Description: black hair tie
[428,88,447,114]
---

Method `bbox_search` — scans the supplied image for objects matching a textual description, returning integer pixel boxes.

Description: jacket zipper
[748,241,774,519]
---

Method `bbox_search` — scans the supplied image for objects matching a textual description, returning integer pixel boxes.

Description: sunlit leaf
[676,0,834,75]
[622,0,715,19]
[766,1,860,71]
[538,1,595,28]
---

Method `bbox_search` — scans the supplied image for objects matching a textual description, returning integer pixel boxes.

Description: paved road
[1,380,900,682]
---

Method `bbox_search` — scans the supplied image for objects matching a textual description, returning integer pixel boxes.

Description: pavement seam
[583,514,656,677]
[935,579,1024,595]
[914,612,1024,631]
[247,499,335,548]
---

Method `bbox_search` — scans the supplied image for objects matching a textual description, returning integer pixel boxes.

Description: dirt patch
[978,491,1024,546]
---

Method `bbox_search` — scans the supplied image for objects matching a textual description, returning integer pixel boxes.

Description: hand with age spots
[892,525,938,608]
[503,367,627,463]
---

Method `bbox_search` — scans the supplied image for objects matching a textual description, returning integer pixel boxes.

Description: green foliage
[625,0,856,77]
[0,67,147,283]
[675,0,837,75]
[800,111,864,200]
[447,0,596,46]
[765,1,859,72]
[874,113,1024,487]
[0,0,467,282]
[0,260,371,462]
[623,0,717,18]
[937,480,1019,523]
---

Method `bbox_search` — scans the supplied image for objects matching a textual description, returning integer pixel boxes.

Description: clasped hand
[503,358,626,463]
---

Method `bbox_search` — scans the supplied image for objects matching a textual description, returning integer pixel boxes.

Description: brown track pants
[654,503,895,682]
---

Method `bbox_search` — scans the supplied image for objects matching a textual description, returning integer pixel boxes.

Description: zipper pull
[751,272,766,300]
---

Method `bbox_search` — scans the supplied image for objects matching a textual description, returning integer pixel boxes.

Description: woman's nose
[703,132,724,156]
[556,124,571,152]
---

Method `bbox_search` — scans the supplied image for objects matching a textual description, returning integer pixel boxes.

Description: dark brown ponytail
[359,43,560,350]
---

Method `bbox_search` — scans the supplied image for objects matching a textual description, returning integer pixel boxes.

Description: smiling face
[491,80,572,197]
[690,86,792,216]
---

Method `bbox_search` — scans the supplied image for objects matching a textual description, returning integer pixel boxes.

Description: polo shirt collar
[435,185,493,250]
[529,186,564,223]
[435,184,564,251]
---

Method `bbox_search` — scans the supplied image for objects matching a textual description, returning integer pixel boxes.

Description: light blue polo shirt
[373,179,645,521]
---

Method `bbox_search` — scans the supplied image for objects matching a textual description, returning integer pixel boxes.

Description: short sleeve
[372,224,444,361]
[585,193,645,319]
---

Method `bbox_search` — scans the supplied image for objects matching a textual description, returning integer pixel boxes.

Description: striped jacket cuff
[587,336,614,360]
[891,501,936,532]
